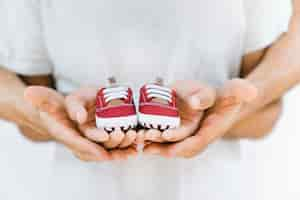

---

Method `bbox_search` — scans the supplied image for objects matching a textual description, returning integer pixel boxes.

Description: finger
[144,129,165,143]
[18,125,52,142]
[165,116,229,159]
[168,135,206,158]
[24,86,111,159]
[24,86,73,128]
[161,117,200,142]
[220,79,258,104]
[144,143,172,158]
[73,152,92,162]
[153,79,258,158]
[209,79,258,116]
[145,134,207,159]
[79,122,109,142]
[119,130,137,148]
[134,130,147,151]
[197,110,242,145]
[103,128,125,149]
[63,133,111,161]
[40,112,111,160]
[171,80,216,110]
[65,96,88,124]
[73,151,108,162]
[66,133,111,161]
[187,80,258,151]
[111,147,138,160]
[65,87,98,124]
[24,86,65,115]
[135,130,145,146]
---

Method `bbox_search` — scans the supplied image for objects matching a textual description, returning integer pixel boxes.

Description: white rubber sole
[138,113,180,130]
[96,115,138,130]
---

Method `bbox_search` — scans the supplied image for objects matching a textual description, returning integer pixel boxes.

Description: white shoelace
[103,86,129,103]
[145,84,172,103]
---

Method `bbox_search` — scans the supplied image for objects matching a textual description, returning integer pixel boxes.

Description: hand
[144,79,258,158]
[24,86,137,161]
[18,125,53,142]
[141,80,216,144]
[65,87,137,150]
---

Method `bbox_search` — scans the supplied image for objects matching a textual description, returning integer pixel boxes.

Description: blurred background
[242,84,300,200]
[0,85,299,200]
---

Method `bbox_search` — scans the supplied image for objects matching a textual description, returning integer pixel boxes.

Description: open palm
[144,79,258,158]
[142,80,216,144]
[65,87,138,150]
[24,86,136,161]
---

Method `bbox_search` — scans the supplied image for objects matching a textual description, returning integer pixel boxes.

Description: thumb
[65,87,98,124]
[171,80,216,111]
[185,79,258,147]
[24,86,65,115]
[220,78,258,104]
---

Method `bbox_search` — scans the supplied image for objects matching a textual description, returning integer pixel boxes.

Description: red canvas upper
[139,85,179,117]
[96,87,136,118]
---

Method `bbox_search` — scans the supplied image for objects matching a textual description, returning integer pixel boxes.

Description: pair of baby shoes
[95,77,180,132]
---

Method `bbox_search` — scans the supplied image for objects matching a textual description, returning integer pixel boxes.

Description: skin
[0,0,299,161]
[64,87,137,149]
[0,68,137,161]
[144,0,300,158]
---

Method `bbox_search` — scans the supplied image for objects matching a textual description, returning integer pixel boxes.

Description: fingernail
[189,94,202,110]
[76,109,86,124]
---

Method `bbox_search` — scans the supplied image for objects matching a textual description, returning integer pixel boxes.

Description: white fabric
[0,0,292,200]
[0,0,53,75]
[244,0,292,54]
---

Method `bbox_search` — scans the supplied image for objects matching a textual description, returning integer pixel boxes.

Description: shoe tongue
[151,97,169,105]
[105,81,127,106]
[108,99,125,106]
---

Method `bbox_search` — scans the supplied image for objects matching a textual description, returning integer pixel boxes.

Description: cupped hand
[141,80,216,144]
[24,86,136,161]
[65,87,137,150]
[144,79,258,158]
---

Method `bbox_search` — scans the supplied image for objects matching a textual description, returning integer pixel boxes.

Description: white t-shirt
[0,0,291,199]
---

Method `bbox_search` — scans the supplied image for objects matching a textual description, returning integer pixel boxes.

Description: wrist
[224,100,282,139]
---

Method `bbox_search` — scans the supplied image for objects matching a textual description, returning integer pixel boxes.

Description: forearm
[226,100,282,139]
[239,32,300,120]
[227,33,299,138]
[0,67,51,141]
[226,9,300,138]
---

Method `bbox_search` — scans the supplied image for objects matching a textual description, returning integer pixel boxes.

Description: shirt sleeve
[244,0,292,54]
[0,0,53,75]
